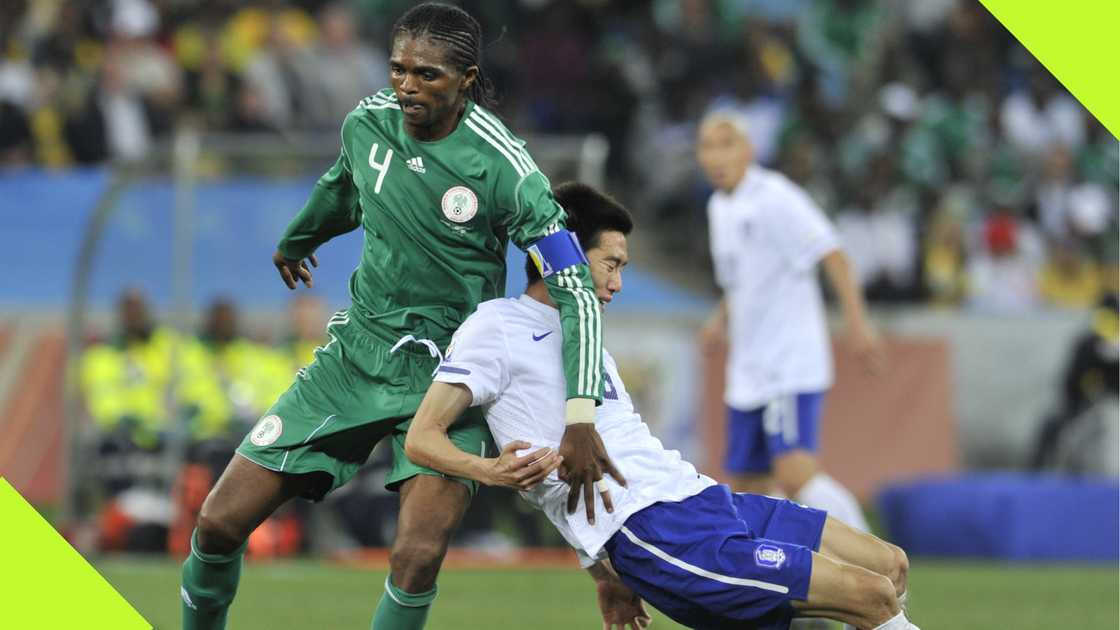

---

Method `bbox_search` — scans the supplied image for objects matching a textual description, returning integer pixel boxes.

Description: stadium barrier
[879,473,1120,561]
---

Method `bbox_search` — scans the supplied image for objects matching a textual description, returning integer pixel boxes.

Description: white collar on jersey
[517,293,562,323]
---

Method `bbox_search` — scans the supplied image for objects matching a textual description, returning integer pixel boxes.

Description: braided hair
[392,3,497,108]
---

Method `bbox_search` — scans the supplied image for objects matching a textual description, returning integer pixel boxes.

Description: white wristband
[565,398,596,425]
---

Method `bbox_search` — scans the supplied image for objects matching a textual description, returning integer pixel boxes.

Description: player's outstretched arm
[587,561,651,630]
[405,382,562,491]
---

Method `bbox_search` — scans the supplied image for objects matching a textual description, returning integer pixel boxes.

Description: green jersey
[278,89,603,402]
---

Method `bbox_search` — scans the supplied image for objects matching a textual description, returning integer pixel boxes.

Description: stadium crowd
[1,0,1115,312]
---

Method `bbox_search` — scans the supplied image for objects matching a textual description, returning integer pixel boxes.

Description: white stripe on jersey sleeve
[555,268,599,396]
[471,108,539,172]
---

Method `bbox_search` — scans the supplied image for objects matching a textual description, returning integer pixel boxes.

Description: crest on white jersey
[249,415,283,446]
[441,186,478,223]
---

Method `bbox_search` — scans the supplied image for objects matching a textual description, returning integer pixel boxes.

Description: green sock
[180,529,246,630]
[371,575,438,630]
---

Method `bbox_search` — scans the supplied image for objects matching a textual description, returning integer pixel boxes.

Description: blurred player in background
[406,182,917,630]
[180,4,620,630]
[697,111,882,532]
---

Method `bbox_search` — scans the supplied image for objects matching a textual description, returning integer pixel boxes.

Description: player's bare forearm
[700,297,729,352]
[822,249,885,372]
[404,382,491,482]
[821,249,870,332]
[405,382,563,490]
[586,559,618,583]
[590,558,652,629]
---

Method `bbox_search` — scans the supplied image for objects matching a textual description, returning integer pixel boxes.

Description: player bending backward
[406,183,919,630]
[180,5,624,630]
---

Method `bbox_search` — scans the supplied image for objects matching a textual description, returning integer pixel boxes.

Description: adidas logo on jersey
[406,157,426,173]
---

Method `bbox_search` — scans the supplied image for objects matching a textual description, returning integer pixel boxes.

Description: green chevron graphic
[981,0,1119,139]
[0,479,150,629]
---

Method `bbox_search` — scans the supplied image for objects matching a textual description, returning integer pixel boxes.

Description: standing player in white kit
[697,110,884,532]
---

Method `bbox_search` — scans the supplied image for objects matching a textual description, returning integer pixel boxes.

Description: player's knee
[389,538,448,591]
[195,507,246,556]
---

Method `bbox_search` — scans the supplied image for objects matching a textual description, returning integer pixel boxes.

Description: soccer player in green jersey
[180,4,623,629]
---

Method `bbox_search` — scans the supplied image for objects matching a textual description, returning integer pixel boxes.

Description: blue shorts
[725,392,826,474]
[605,485,827,630]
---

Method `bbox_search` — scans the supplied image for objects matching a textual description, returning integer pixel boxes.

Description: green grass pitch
[95,556,1118,629]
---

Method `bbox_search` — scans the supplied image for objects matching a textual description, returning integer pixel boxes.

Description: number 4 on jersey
[368,143,393,194]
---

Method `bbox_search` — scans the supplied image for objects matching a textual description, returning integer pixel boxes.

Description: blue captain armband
[526,230,589,278]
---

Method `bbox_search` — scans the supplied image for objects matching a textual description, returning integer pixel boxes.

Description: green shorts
[236,311,492,501]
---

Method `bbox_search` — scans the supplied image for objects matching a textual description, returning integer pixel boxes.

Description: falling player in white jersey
[697,109,884,534]
[405,183,918,630]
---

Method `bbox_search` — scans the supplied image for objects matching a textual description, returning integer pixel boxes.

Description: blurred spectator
[109,0,182,136]
[80,289,177,453]
[834,152,918,301]
[1000,63,1085,159]
[967,209,1044,312]
[0,101,32,165]
[795,0,888,108]
[1030,293,1120,469]
[922,188,972,306]
[182,30,241,131]
[776,130,834,208]
[293,2,387,130]
[1037,241,1103,311]
[1034,143,1078,240]
[1066,183,1116,256]
[184,299,290,439]
[80,47,152,161]
[232,6,316,130]
[1076,116,1120,190]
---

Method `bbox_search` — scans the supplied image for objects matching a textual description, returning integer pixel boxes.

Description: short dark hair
[392,3,496,108]
[525,182,633,285]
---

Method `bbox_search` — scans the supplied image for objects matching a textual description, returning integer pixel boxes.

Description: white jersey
[434,294,716,566]
[707,166,839,410]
